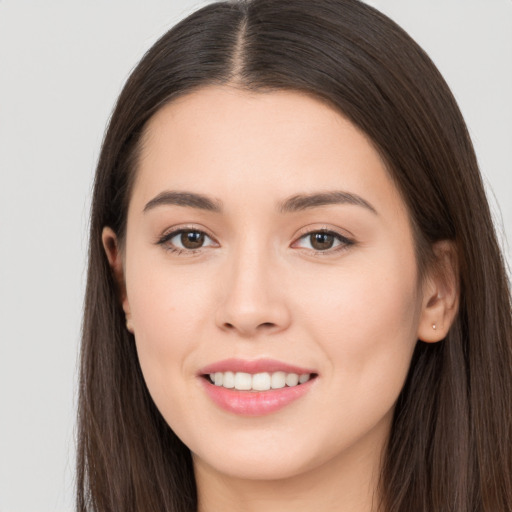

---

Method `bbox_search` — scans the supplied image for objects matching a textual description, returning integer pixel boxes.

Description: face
[109,86,434,482]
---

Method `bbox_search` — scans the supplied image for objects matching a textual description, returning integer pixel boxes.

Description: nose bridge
[215,231,290,335]
[231,232,269,291]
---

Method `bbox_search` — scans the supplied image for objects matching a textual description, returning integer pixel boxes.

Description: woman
[77,0,512,510]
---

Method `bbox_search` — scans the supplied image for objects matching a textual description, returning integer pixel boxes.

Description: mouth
[203,371,317,391]
[198,359,318,416]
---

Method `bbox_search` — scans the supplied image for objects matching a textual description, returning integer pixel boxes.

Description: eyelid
[156,224,219,250]
[291,226,355,253]
[293,224,355,241]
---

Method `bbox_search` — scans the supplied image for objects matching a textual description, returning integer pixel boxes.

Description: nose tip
[217,298,291,337]
[214,259,291,337]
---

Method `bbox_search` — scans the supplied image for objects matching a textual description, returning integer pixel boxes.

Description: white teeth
[234,372,252,390]
[285,373,299,387]
[252,372,271,391]
[222,371,235,389]
[299,373,310,384]
[208,371,313,390]
[271,371,286,389]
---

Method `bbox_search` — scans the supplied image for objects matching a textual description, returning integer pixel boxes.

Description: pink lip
[200,378,316,416]
[198,358,317,416]
[199,358,315,376]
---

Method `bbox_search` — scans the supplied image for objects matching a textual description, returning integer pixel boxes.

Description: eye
[158,228,217,252]
[293,230,353,252]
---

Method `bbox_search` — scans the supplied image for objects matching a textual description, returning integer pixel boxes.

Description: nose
[214,243,292,337]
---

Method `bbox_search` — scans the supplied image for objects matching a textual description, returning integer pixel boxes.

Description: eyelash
[292,229,354,256]
[156,226,218,255]
[156,227,355,256]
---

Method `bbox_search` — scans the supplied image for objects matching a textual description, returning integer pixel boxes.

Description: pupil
[311,233,334,250]
[181,231,204,249]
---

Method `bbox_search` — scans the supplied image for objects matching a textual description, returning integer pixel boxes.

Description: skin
[103,86,458,512]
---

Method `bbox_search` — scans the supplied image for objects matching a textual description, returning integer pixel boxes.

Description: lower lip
[200,377,315,416]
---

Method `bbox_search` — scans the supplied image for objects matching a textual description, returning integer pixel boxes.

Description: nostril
[221,321,277,333]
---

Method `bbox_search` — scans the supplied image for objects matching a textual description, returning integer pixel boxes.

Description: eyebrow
[143,191,223,213]
[143,190,377,215]
[278,191,377,215]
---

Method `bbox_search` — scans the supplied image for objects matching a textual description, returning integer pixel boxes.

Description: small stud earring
[432,323,437,330]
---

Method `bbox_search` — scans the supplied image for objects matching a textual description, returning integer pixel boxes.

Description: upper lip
[199,358,316,376]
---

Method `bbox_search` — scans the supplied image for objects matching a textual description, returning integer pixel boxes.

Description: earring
[432,323,437,330]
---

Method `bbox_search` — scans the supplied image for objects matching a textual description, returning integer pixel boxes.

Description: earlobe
[417,240,459,343]
[101,227,133,331]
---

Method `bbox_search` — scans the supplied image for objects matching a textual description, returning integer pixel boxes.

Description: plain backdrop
[0,1,510,511]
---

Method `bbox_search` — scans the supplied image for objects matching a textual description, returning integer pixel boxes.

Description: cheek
[283,258,420,458]
[128,254,214,337]
[125,257,216,406]
[296,251,421,398]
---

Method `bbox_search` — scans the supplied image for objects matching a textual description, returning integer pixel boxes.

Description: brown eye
[293,230,353,253]
[309,232,335,250]
[180,230,205,249]
[158,228,217,253]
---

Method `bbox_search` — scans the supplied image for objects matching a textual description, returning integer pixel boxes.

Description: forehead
[132,85,405,218]
[141,86,373,167]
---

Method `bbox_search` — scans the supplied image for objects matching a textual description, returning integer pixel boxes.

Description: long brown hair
[78,1,512,510]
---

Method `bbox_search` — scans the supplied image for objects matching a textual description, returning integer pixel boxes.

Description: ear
[102,227,133,333]
[417,240,459,343]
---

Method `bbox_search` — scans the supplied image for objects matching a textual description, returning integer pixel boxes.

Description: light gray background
[0,1,510,511]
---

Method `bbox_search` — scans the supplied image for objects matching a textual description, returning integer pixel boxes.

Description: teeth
[271,371,286,389]
[223,371,235,389]
[234,372,252,390]
[209,371,312,390]
[286,373,299,387]
[299,373,310,384]
[253,372,271,391]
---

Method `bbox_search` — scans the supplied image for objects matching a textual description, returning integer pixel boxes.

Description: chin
[193,448,318,481]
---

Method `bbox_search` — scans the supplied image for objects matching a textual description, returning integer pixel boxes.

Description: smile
[199,359,318,415]
[208,371,312,391]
